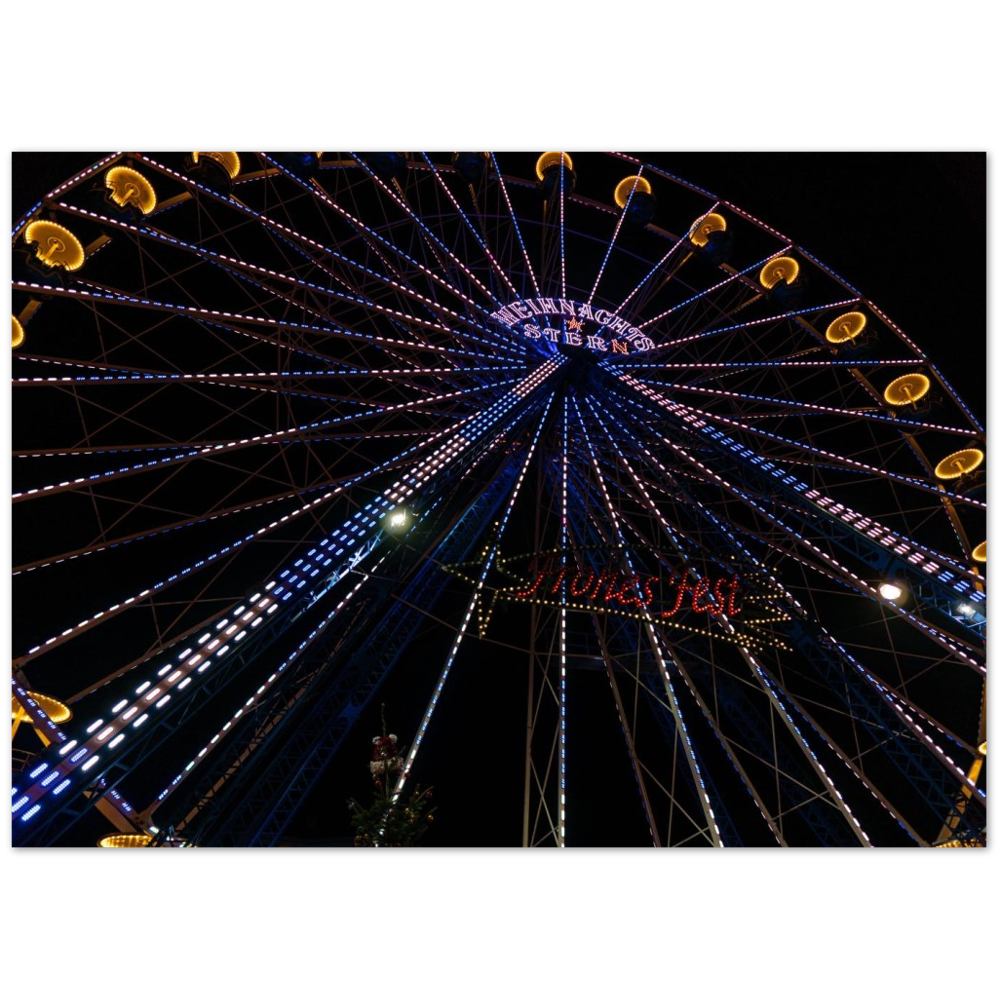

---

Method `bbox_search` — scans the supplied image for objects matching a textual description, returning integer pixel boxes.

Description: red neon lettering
[711,577,729,617]
[691,577,715,613]
[726,575,742,617]
[661,569,696,619]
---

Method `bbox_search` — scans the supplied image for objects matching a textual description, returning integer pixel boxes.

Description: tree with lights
[348,706,435,847]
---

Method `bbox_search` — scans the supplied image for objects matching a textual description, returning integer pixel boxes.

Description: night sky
[10,152,985,850]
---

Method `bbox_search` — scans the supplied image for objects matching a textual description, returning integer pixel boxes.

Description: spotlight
[385,506,411,532]
[878,582,904,601]
[956,602,975,618]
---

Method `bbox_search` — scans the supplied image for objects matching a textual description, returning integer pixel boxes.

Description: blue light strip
[614,374,985,577]
[488,153,541,298]
[15,360,564,827]
[12,370,522,502]
[634,375,972,437]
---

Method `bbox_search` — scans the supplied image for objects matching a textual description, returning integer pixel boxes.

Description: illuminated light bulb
[878,582,904,601]
[535,152,573,181]
[825,311,867,344]
[105,166,157,214]
[956,603,974,617]
[613,175,652,209]
[971,541,986,563]
[24,221,85,272]
[759,256,799,289]
[98,833,153,848]
[12,315,24,349]
[11,691,72,724]
[192,152,241,179]
[979,741,987,756]
[689,212,727,247]
[883,373,931,406]
[933,447,984,480]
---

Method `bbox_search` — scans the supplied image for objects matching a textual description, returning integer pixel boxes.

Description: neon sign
[443,547,791,652]
[515,556,743,618]
[490,298,656,355]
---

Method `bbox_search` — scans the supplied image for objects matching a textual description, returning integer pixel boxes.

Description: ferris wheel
[11,151,986,847]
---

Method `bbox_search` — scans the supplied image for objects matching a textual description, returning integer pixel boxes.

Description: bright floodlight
[878,582,904,601]
[957,603,974,617]
[386,507,410,530]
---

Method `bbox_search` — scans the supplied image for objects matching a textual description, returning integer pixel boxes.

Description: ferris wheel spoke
[558,155,568,300]
[13,387,498,668]
[15,153,125,239]
[58,200,474,357]
[567,423,787,843]
[393,391,559,805]
[610,374,985,565]
[632,295,864,357]
[556,465,706,844]
[633,375,976,438]
[488,154,542,298]
[418,154,523,302]
[584,207,714,347]
[630,247,795,335]
[660,388,984,510]
[585,168,644,308]
[132,153,526,363]
[570,405,916,844]
[627,358,939,372]
[11,477,354,578]
[12,366,531,505]
[713,482,985,668]
[302,162,512,336]
[147,557,383,824]
[347,153,503,307]
[569,394,722,845]
[590,385,986,671]
[14,361,512,409]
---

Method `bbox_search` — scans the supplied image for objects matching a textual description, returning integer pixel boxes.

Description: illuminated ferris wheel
[11,152,986,846]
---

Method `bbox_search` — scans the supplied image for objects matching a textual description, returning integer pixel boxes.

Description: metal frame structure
[11,152,985,846]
